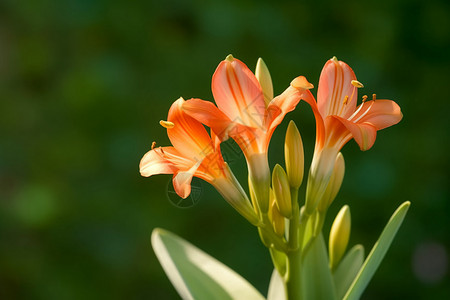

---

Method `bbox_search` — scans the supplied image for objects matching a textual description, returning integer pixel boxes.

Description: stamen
[372,94,376,101]
[337,96,349,116]
[351,80,364,88]
[362,95,368,102]
[343,95,349,105]
[151,141,156,150]
[159,120,175,129]
[353,101,375,123]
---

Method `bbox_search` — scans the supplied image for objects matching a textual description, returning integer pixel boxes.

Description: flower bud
[318,152,345,213]
[269,189,285,237]
[272,164,292,219]
[255,58,273,106]
[285,121,304,189]
[329,205,351,270]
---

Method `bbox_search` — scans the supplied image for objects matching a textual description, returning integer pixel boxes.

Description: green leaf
[343,201,410,300]
[301,234,337,300]
[151,228,265,300]
[333,244,364,299]
[267,269,286,300]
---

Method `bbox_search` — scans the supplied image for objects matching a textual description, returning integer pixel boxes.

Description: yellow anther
[351,80,364,88]
[343,95,349,105]
[372,94,377,101]
[362,95,368,102]
[151,141,156,150]
[159,120,175,129]
[225,54,235,62]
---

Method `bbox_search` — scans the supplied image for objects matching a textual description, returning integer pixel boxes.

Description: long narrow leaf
[343,201,410,300]
[151,228,265,300]
[301,234,337,300]
[333,244,364,299]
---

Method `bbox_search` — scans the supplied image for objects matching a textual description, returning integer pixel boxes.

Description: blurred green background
[1,0,449,299]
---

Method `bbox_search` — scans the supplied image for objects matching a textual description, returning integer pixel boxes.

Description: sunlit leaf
[343,201,410,300]
[267,269,285,300]
[333,244,364,299]
[301,234,337,300]
[151,228,265,300]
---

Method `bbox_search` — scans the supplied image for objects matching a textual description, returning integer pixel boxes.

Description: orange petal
[212,56,265,128]
[328,116,378,151]
[167,98,214,161]
[265,85,302,145]
[182,98,232,141]
[139,147,181,177]
[317,58,358,119]
[352,100,403,130]
[172,160,202,198]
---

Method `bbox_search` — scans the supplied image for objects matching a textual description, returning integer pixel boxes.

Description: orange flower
[299,57,403,213]
[139,98,259,224]
[182,55,312,212]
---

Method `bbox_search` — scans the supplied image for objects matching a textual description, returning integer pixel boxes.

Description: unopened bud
[269,189,285,237]
[285,121,304,189]
[318,152,345,212]
[255,58,274,106]
[329,205,351,270]
[272,164,292,219]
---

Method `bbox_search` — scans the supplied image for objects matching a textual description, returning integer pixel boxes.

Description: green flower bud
[272,164,292,219]
[255,58,273,106]
[329,205,351,270]
[285,121,304,189]
[269,189,285,237]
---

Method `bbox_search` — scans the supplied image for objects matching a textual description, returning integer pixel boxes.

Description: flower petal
[317,58,358,119]
[140,147,182,177]
[265,85,302,145]
[212,56,265,128]
[167,98,214,162]
[172,160,202,198]
[182,98,233,141]
[328,116,378,151]
[351,100,403,130]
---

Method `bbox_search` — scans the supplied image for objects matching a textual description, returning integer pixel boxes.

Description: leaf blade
[343,201,410,300]
[151,228,265,300]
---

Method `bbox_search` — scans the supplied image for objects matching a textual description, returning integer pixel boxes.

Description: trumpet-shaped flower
[182,55,313,212]
[299,57,403,213]
[139,97,259,224]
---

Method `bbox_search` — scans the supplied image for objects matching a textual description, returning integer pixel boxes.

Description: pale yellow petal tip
[351,80,364,88]
[159,120,175,129]
[225,54,234,62]
[291,76,314,90]
[331,56,339,62]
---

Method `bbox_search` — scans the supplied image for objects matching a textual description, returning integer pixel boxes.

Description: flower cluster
[140,55,403,299]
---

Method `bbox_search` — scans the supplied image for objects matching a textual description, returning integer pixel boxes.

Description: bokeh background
[1,0,449,299]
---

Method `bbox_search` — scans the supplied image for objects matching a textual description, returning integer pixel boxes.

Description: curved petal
[318,58,358,119]
[212,56,265,128]
[167,98,214,161]
[140,147,186,177]
[172,160,203,199]
[329,116,378,151]
[182,98,233,141]
[265,85,302,145]
[351,100,403,130]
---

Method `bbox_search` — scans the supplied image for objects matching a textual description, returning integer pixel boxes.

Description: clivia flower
[182,55,313,212]
[139,97,259,224]
[297,57,403,213]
